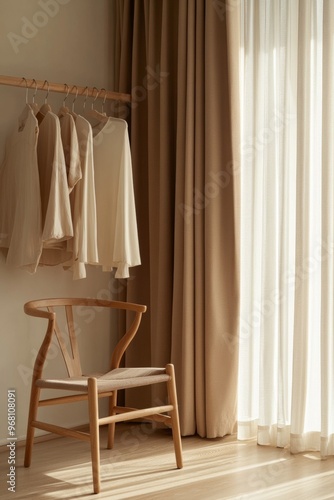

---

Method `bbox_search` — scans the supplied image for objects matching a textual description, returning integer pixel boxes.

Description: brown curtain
[111,0,240,438]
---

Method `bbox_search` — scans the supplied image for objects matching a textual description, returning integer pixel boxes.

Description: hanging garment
[58,108,82,274]
[63,114,99,279]
[92,117,141,278]
[37,109,73,265]
[58,109,82,192]
[0,105,42,272]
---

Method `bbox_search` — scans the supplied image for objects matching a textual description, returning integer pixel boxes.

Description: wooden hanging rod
[0,75,131,103]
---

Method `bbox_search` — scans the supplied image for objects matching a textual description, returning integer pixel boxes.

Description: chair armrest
[24,301,55,320]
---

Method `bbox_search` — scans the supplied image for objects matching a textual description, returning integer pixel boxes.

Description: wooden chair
[23,298,183,494]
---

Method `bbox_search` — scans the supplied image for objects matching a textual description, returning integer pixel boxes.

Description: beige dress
[37,110,73,265]
[0,105,42,272]
[64,114,99,279]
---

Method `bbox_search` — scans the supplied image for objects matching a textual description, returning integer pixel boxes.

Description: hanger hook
[71,85,78,112]
[22,77,29,104]
[91,87,99,109]
[100,88,107,114]
[32,79,38,103]
[63,83,70,106]
[43,80,50,104]
[83,86,89,109]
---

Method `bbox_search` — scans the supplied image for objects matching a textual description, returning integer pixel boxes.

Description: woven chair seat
[36,367,170,392]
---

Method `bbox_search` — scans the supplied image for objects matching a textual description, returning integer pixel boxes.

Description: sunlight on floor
[1,426,333,500]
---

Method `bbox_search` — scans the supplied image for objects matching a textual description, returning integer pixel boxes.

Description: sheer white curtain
[238,0,334,457]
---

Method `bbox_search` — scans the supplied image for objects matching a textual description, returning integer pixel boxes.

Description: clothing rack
[0,74,131,103]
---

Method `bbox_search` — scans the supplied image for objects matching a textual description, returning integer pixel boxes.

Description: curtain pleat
[320,0,334,457]
[239,0,334,457]
[112,0,240,437]
[203,1,239,437]
[172,0,199,435]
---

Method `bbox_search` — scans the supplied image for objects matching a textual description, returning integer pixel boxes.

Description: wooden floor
[1,423,333,499]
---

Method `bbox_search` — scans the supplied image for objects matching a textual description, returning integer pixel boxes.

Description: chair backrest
[24,298,147,381]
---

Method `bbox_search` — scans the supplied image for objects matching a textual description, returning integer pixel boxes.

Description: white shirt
[92,117,140,278]
[0,105,42,273]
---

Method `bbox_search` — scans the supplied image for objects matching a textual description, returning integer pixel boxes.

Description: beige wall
[0,0,117,444]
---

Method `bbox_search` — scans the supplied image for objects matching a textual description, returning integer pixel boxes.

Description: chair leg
[166,364,183,469]
[24,384,40,467]
[107,391,117,449]
[88,378,101,494]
